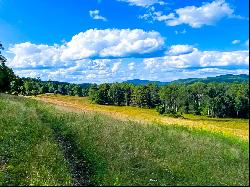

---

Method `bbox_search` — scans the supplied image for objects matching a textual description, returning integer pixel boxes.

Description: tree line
[88,82,249,118]
[0,74,91,97]
[13,77,91,97]
[0,42,91,96]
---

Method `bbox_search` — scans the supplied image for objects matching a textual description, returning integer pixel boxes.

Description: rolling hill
[124,74,249,85]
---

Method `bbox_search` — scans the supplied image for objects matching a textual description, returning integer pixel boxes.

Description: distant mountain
[124,74,249,85]
[22,77,93,88]
[124,79,167,85]
[170,74,249,84]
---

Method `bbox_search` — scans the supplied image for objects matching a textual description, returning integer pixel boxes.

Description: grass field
[35,94,249,141]
[0,94,249,186]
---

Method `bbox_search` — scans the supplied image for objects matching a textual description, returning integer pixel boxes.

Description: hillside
[124,79,167,85]
[124,74,249,85]
[0,94,249,186]
[22,77,92,89]
[35,94,249,140]
[170,74,249,85]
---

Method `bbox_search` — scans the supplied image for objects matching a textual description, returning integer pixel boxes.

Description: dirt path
[54,133,90,186]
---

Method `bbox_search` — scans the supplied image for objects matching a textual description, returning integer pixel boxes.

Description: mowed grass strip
[36,94,249,141]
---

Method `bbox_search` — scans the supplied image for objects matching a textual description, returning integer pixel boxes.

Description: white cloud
[128,62,135,70]
[139,10,175,22]
[8,42,67,69]
[111,61,122,73]
[163,68,249,82]
[7,33,249,83]
[61,29,164,60]
[232,40,240,44]
[8,29,164,69]
[14,64,248,84]
[139,0,240,28]
[118,0,165,7]
[144,48,249,69]
[167,45,195,56]
[89,9,107,21]
[167,0,234,28]
[175,29,186,35]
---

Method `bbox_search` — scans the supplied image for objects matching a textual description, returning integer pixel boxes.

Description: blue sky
[0,0,249,83]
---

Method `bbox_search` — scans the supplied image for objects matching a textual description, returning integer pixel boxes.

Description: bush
[156,104,165,114]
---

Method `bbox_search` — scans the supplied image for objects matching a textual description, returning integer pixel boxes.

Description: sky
[0,0,249,83]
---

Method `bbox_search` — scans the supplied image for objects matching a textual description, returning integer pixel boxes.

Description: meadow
[0,93,249,186]
[36,94,249,141]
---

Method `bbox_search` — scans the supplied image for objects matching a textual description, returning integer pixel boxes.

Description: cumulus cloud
[12,58,124,83]
[144,48,249,69]
[61,29,164,60]
[118,0,165,7]
[8,29,164,69]
[12,53,248,84]
[166,0,234,28]
[139,9,174,22]
[161,68,249,82]
[128,62,135,70]
[139,0,240,28]
[8,44,249,83]
[89,9,107,21]
[8,42,68,69]
[6,32,249,83]
[167,45,196,56]
[111,61,122,73]
[232,40,240,44]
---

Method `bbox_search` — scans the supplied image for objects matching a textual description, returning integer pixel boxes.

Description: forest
[88,82,249,118]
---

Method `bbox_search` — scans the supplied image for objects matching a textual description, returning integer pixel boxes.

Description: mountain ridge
[123,74,249,85]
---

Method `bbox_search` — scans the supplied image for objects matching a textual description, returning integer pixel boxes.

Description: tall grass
[36,95,249,140]
[0,94,249,186]
[0,94,72,186]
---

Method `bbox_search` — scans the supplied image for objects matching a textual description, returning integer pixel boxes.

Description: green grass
[0,94,72,186]
[35,94,249,140]
[0,94,249,186]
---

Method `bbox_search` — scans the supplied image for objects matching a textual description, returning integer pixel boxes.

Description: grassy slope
[35,94,249,141]
[0,94,72,186]
[0,94,249,186]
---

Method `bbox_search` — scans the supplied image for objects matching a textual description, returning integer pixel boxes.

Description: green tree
[123,83,133,106]
[108,83,125,106]
[10,77,24,95]
[57,84,66,95]
[132,85,150,108]
[235,84,249,118]
[88,84,100,103]
[47,80,56,93]
[23,81,34,95]
[72,84,82,96]
[176,85,189,114]
[159,85,179,114]
[147,83,160,108]
[206,83,227,117]
[98,83,111,104]
[188,82,206,115]
[0,42,16,92]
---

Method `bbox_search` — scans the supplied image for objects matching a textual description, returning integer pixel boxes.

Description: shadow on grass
[182,117,231,122]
